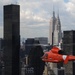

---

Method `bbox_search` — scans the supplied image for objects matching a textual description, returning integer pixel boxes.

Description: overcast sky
[0,0,75,39]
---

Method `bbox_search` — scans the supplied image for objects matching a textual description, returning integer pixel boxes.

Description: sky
[0,0,75,39]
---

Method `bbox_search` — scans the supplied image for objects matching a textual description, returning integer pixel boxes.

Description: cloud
[51,0,75,31]
[0,0,75,39]
[66,1,75,16]
[20,10,48,26]
[19,0,51,38]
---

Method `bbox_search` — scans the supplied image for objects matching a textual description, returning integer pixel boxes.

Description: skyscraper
[49,10,62,46]
[49,10,62,74]
[4,4,20,75]
[63,30,75,75]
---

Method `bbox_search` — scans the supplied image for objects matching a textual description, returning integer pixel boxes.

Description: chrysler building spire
[57,11,62,43]
[49,9,62,46]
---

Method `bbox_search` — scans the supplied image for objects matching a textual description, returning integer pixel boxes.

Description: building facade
[35,37,48,50]
[35,37,48,44]
[49,11,62,46]
[49,10,63,75]
[25,38,35,55]
[0,38,4,60]
[4,4,20,75]
[63,30,75,75]
[25,37,48,55]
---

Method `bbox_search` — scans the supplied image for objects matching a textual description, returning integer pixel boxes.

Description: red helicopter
[41,46,75,64]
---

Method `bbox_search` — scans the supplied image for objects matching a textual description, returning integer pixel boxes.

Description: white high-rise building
[49,10,62,46]
[49,10,62,71]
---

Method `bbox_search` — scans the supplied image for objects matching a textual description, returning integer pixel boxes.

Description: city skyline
[0,0,75,39]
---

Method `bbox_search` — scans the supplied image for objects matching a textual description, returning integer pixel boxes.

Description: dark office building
[4,4,20,75]
[63,30,75,75]
[0,38,4,60]
[25,37,48,55]
[35,37,48,44]
[25,38,35,55]
[0,38,4,50]
[28,45,45,75]
[35,37,48,50]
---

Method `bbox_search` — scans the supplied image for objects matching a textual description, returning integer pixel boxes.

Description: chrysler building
[49,10,62,46]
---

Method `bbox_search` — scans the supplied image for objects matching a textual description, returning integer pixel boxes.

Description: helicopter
[41,46,75,64]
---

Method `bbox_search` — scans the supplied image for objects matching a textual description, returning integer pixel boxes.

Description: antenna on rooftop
[15,1,18,4]
[10,1,18,5]
[53,3,55,12]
